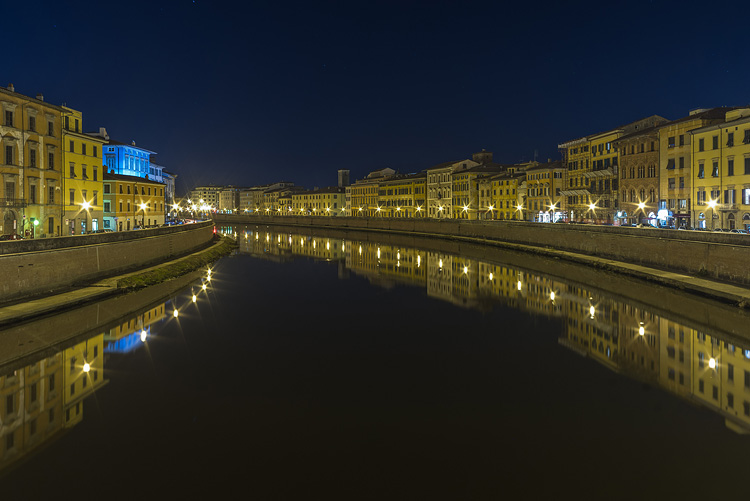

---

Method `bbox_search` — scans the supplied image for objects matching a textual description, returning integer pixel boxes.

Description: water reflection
[0,265,216,475]
[221,225,750,434]
[0,333,106,472]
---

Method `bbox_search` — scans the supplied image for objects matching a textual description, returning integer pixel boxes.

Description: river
[2,224,749,499]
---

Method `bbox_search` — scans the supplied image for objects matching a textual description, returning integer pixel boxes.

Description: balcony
[716,203,738,211]
[0,198,27,208]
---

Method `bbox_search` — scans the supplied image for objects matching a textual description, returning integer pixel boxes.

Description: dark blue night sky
[6,1,749,193]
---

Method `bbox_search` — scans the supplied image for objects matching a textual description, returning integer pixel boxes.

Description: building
[377,173,427,218]
[560,115,668,223]
[426,159,478,218]
[62,334,106,428]
[690,108,750,230]
[522,160,565,222]
[61,107,107,235]
[218,186,240,212]
[189,185,220,208]
[657,107,735,229]
[0,84,63,238]
[103,170,166,230]
[614,127,661,226]
[479,171,526,220]
[349,168,395,217]
[452,163,507,220]
[292,186,346,215]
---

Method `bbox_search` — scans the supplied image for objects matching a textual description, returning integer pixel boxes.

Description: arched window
[649,188,656,202]
[639,188,646,201]
[630,189,636,202]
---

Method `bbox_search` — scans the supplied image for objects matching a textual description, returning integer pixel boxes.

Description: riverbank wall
[214,215,750,286]
[0,221,214,303]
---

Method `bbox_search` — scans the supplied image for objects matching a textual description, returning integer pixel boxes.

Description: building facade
[103,171,166,231]
[0,85,63,238]
[61,107,107,235]
[691,108,750,230]
[614,128,660,226]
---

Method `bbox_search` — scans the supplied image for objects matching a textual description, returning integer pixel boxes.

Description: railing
[0,198,27,208]
[716,203,738,211]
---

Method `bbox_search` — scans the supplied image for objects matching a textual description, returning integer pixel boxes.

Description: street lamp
[516,203,524,221]
[588,202,597,223]
[81,200,92,234]
[138,203,147,227]
[707,199,717,230]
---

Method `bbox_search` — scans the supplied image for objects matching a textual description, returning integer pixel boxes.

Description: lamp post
[637,201,646,226]
[588,202,597,224]
[707,199,717,230]
[138,203,147,227]
[81,201,91,234]
[516,203,524,221]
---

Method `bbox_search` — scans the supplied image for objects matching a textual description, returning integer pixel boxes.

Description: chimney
[131,140,136,146]
[36,93,43,101]
[7,83,14,92]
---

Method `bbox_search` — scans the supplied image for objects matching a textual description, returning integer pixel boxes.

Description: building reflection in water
[0,300,171,473]
[225,225,750,434]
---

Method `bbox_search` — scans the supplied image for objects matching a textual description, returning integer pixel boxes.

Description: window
[104,201,111,213]
[70,383,75,396]
[30,382,37,402]
[699,379,704,393]
[48,186,54,204]
[728,363,734,381]
[49,373,55,391]
[82,143,87,156]
[745,130,750,144]
[728,393,734,408]
[712,385,718,400]
[5,145,13,165]
[69,189,75,205]
[29,116,36,131]
[93,168,97,181]
[6,394,13,414]
[29,149,36,168]
[5,433,13,450]
[4,110,13,126]
[712,136,718,149]
[48,152,54,170]
[679,135,685,146]
[69,163,75,178]
[48,121,54,136]
[728,159,734,176]
[712,161,719,177]
[69,140,74,152]
[679,157,684,169]
[699,138,704,151]
[82,165,88,179]
[745,157,750,175]
[745,370,750,389]
[668,178,675,189]
[104,183,110,194]
[668,136,675,148]
[29,185,36,204]
[727,132,734,147]
[93,146,98,157]
[698,163,705,178]
[119,185,123,194]
[93,191,98,205]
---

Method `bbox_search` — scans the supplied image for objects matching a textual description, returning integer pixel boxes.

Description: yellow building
[0,84,63,238]
[62,334,107,428]
[292,187,346,216]
[103,171,166,231]
[377,173,427,218]
[480,172,526,220]
[657,107,733,228]
[350,168,395,217]
[452,165,506,220]
[524,160,566,222]
[560,115,668,223]
[61,106,107,235]
[690,108,750,230]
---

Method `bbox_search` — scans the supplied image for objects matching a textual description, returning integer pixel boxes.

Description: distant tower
[472,149,493,164]
[338,169,350,187]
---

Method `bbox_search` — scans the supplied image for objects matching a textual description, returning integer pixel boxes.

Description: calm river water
[2,224,749,499]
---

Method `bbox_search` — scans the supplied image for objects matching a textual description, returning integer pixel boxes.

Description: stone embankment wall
[214,215,750,285]
[0,221,214,302]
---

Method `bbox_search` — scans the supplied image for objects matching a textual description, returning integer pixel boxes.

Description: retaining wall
[214,215,750,285]
[0,221,214,302]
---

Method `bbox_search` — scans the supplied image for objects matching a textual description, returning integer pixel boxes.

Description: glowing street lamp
[707,199,718,229]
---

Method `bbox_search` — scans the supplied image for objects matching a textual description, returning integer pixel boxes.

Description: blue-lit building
[90,127,162,182]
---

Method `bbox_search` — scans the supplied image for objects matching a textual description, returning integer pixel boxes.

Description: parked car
[0,233,22,241]
[729,229,748,234]
[91,229,114,234]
